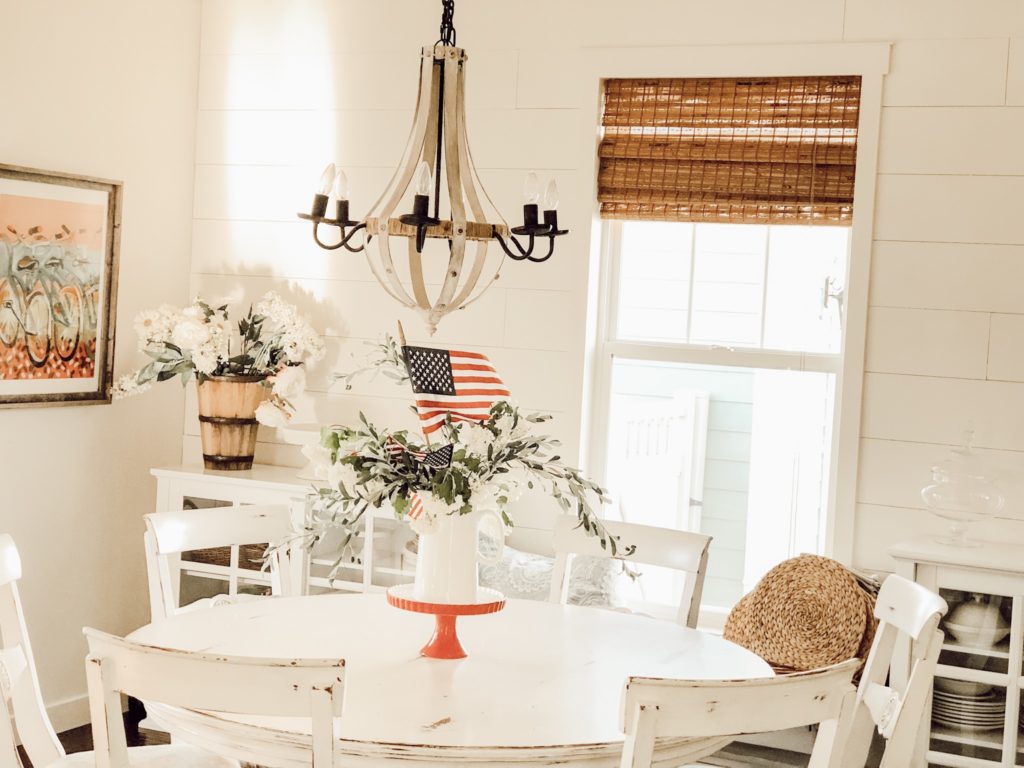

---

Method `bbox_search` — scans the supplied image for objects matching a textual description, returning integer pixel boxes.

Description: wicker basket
[182,543,267,571]
[724,554,878,673]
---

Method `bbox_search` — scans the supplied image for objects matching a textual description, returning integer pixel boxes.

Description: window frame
[574,43,891,579]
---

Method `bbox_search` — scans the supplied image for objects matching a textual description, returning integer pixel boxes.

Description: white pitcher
[413,504,504,604]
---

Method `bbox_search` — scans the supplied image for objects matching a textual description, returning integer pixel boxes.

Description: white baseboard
[47,693,91,733]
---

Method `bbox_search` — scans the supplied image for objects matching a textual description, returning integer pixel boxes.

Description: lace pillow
[478,536,622,608]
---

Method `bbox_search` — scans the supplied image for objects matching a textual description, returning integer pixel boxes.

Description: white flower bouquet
[112,292,325,426]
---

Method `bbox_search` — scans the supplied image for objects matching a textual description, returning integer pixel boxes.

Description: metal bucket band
[203,453,256,464]
[198,415,259,426]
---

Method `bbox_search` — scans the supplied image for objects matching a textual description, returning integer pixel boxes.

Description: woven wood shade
[599,76,862,226]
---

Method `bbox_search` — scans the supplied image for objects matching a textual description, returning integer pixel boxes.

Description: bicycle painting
[0,164,120,408]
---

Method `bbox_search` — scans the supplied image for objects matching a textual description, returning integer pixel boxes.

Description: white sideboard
[151,464,415,597]
[890,538,1024,768]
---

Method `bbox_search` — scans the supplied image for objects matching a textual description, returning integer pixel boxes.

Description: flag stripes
[408,493,425,520]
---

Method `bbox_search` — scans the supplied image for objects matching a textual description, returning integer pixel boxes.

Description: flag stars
[404,347,457,396]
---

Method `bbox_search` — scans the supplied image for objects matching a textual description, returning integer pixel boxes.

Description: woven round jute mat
[724,554,875,672]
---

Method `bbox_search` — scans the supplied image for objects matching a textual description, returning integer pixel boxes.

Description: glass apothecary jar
[921,437,1004,547]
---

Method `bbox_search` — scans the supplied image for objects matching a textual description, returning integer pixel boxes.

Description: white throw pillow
[478,534,622,607]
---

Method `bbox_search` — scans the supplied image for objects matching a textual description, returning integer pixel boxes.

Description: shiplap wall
[191,0,1024,572]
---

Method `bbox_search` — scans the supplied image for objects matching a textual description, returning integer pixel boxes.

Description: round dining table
[128,593,772,768]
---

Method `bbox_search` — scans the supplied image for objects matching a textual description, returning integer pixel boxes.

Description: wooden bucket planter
[196,375,267,471]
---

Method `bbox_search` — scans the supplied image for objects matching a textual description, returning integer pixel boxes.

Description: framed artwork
[0,164,121,407]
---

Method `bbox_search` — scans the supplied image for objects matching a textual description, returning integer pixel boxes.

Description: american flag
[402,345,510,437]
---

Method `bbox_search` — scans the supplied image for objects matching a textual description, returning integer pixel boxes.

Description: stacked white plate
[933,688,1006,732]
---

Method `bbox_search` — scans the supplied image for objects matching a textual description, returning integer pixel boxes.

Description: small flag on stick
[384,436,453,469]
[401,345,510,436]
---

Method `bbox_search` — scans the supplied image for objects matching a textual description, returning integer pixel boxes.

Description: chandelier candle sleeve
[332,169,357,228]
[399,161,442,254]
[543,179,565,235]
[311,163,335,219]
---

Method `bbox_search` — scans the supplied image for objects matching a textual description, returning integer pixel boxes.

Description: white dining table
[128,593,772,768]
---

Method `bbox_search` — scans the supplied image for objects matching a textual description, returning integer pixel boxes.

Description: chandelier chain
[438,0,457,46]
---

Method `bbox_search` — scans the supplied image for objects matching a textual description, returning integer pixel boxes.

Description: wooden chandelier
[298,1,567,334]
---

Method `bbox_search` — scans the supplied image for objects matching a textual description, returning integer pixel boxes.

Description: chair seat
[50,744,239,767]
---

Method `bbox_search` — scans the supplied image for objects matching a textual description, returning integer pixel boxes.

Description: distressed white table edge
[129,594,772,768]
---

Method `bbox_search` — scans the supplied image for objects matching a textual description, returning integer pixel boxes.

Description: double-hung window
[590,75,864,624]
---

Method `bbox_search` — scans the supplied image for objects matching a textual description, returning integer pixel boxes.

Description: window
[590,75,864,625]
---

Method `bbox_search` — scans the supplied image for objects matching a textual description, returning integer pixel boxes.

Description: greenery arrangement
[333,334,408,391]
[303,401,633,568]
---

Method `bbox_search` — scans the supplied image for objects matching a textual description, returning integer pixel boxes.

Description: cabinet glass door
[930,589,1018,767]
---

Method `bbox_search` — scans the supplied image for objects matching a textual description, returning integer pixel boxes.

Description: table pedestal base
[423,614,467,659]
[387,585,505,660]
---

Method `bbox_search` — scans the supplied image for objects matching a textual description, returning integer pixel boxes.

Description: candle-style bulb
[317,163,336,195]
[543,179,560,211]
[523,171,541,205]
[415,161,433,197]
[332,169,349,201]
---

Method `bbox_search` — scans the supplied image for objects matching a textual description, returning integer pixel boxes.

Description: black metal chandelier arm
[311,220,368,252]
[493,231,535,261]
[526,237,557,264]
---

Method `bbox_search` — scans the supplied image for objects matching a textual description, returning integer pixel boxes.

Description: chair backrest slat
[144,504,304,622]
[84,628,344,768]
[622,659,859,768]
[146,504,293,554]
[549,517,711,628]
[84,629,344,716]
[872,573,947,640]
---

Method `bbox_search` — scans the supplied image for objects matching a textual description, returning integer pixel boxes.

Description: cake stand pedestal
[386,584,505,659]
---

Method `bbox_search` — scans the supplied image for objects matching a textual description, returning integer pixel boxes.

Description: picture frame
[0,163,121,407]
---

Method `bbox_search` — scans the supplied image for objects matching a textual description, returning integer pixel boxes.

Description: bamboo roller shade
[599,76,862,226]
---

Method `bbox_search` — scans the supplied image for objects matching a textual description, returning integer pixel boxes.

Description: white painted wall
[0,0,201,728]
[191,1,1024,582]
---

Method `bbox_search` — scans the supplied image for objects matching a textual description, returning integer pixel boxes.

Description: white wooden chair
[549,517,711,628]
[621,659,860,768]
[0,534,239,768]
[144,504,305,622]
[78,628,344,768]
[0,534,65,768]
[841,574,948,768]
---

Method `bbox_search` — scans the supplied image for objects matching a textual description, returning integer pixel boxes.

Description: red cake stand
[386,584,505,659]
